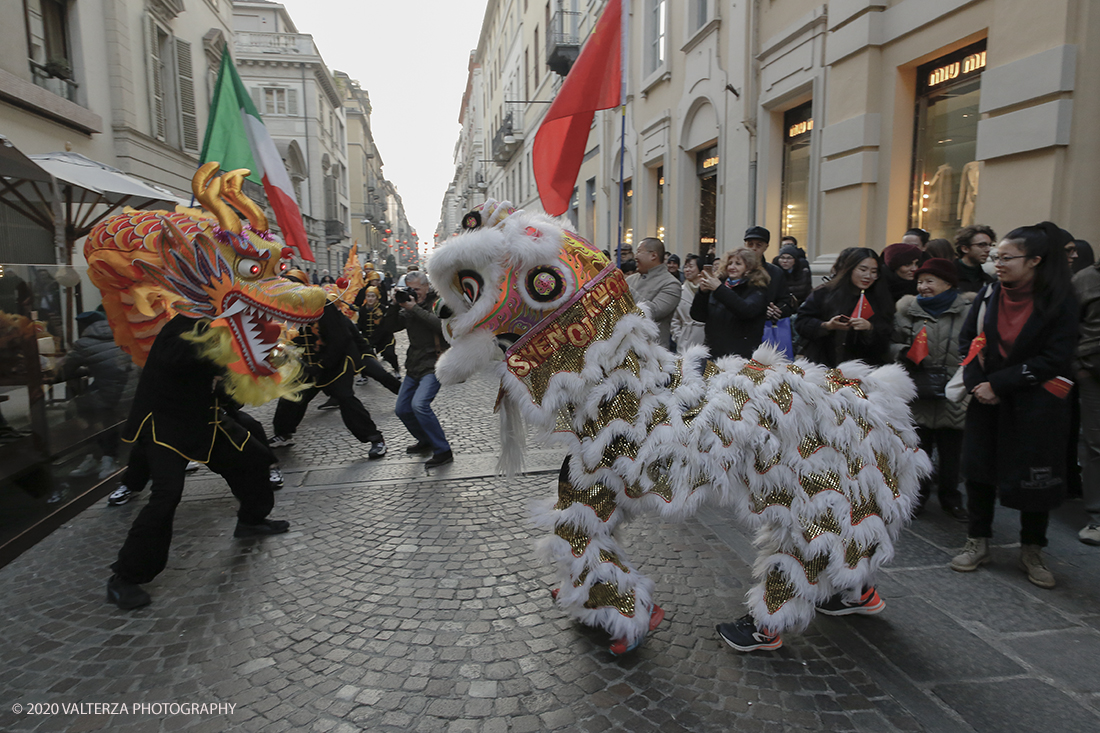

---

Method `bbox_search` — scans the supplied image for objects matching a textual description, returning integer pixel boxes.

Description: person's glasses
[989,254,1027,264]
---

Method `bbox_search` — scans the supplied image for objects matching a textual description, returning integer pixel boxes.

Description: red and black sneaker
[816,586,886,616]
[716,614,783,652]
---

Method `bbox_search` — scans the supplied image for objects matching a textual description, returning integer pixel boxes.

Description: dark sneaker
[609,604,665,656]
[816,587,886,616]
[106,575,151,610]
[234,518,291,538]
[943,504,970,523]
[405,442,433,454]
[317,397,339,410]
[269,435,294,449]
[717,614,782,652]
[425,450,454,468]
[269,467,284,489]
[107,485,136,506]
[368,441,387,459]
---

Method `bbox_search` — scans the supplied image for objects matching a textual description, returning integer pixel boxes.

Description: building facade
[439,0,1100,272]
[232,0,350,273]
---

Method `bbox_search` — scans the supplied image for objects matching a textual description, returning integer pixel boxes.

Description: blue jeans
[395,372,450,454]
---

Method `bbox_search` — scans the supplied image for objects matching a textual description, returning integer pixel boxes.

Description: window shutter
[175,38,199,151]
[145,14,165,141]
[287,88,298,116]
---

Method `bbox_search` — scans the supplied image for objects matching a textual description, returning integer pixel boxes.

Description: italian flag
[199,50,314,261]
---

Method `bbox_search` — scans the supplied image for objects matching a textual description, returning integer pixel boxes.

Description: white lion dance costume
[428,200,929,654]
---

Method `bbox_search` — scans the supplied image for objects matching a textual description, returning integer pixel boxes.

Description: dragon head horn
[221,168,269,233]
[192,162,241,235]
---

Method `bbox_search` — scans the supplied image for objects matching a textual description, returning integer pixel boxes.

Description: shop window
[910,40,986,239]
[782,102,812,248]
[568,187,579,229]
[622,179,633,247]
[586,178,597,242]
[696,146,718,251]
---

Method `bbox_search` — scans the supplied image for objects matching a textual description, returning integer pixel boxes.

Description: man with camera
[393,272,454,468]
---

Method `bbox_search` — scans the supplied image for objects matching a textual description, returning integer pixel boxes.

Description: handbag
[946,290,990,403]
[763,317,795,359]
[913,367,951,400]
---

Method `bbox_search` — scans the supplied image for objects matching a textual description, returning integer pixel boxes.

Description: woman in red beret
[882,242,923,302]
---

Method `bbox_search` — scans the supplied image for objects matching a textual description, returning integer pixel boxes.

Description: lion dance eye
[525,266,565,302]
[278,261,288,273]
[237,259,263,278]
[457,269,483,305]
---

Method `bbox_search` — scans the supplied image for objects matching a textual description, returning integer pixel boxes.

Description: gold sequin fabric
[770,383,793,413]
[725,386,749,420]
[800,471,841,497]
[554,523,590,557]
[739,360,771,385]
[764,569,796,614]
[787,548,830,584]
[798,432,826,459]
[800,509,843,542]
[555,479,618,522]
[825,368,868,399]
[844,541,878,568]
[583,582,636,616]
[750,487,796,513]
[875,451,901,497]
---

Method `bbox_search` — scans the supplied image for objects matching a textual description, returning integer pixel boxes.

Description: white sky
[278,0,490,252]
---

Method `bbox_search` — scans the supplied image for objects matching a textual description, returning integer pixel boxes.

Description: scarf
[997,280,1034,357]
[916,289,957,318]
[724,277,744,289]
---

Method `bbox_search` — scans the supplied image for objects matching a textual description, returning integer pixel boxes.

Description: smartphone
[702,264,714,273]
[836,315,851,324]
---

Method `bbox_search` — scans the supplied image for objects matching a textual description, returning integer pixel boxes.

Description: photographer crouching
[394,272,454,468]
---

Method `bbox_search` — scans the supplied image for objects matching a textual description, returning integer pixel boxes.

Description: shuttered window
[145,16,166,141]
[176,38,198,151]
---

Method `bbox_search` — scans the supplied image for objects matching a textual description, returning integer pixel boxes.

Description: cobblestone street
[3,356,1100,732]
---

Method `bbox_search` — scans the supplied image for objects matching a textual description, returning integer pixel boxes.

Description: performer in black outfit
[106,315,289,610]
[271,271,395,455]
[357,285,401,374]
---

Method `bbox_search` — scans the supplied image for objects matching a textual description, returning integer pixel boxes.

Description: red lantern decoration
[385,229,392,234]
[336,277,349,289]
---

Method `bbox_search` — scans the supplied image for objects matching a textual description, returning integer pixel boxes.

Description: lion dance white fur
[428,200,929,650]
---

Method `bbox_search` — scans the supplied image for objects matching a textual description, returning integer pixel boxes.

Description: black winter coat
[762,262,794,319]
[690,280,767,359]
[61,320,132,413]
[794,286,894,367]
[960,284,1078,510]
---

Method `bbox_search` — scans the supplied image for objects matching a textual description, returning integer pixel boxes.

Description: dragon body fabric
[84,164,326,406]
[428,200,930,649]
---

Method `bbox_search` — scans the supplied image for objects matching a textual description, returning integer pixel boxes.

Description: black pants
[111,426,274,584]
[916,426,964,509]
[357,354,402,394]
[121,410,274,493]
[378,340,399,373]
[272,368,382,443]
[966,480,1049,547]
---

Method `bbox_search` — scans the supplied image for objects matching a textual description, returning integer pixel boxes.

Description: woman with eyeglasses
[951,223,1078,588]
[794,247,895,367]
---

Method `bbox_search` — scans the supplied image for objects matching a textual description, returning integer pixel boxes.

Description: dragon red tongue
[259,318,282,344]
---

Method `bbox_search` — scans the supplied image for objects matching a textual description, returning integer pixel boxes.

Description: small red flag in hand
[961,333,986,366]
[1041,376,1074,399]
[906,326,929,364]
[851,292,874,320]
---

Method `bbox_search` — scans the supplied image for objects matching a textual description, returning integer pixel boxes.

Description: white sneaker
[1079,523,1100,546]
[107,485,134,506]
[269,467,284,488]
[69,453,97,477]
[269,435,295,449]
[97,456,120,480]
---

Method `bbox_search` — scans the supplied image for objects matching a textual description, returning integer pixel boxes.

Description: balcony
[490,105,525,164]
[30,60,78,103]
[235,32,319,58]
[325,219,346,243]
[547,10,581,76]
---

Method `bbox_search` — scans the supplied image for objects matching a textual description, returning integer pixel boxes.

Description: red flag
[851,292,874,320]
[1042,376,1074,399]
[906,326,929,364]
[961,333,986,365]
[533,0,622,216]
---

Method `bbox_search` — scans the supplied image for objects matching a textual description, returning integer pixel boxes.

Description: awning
[29,152,182,208]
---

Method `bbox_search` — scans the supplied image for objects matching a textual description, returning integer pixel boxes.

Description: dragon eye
[238,259,263,278]
[457,269,483,305]
[279,261,288,273]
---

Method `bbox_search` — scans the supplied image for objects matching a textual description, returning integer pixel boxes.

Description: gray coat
[626,267,682,349]
[60,320,133,413]
[395,291,451,379]
[891,292,973,430]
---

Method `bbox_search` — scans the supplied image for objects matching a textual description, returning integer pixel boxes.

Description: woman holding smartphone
[794,248,895,367]
[950,223,1077,588]
[690,248,770,359]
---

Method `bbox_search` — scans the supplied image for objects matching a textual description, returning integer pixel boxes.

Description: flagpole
[616,0,627,267]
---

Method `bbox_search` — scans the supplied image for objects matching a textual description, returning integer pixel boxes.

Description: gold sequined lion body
[428,199,929,651]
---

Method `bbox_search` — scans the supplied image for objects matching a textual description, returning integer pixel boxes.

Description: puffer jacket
[61,319,133,411]
[890,292,973,429]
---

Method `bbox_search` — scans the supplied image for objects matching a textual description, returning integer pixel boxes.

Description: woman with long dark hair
[950,222,1078,588]
[794,248,895,366]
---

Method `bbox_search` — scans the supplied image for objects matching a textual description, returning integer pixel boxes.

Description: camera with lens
[393,287,414,304]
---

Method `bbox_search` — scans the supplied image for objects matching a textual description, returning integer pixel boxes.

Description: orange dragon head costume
[85,162,326,405]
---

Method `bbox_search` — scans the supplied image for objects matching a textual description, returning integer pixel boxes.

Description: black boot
[106,575,151,610]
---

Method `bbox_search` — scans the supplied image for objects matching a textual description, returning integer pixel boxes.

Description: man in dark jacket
[107,315,289,610]
[394,271,453,468]
[743,226,793,322]
[954,225,996,294]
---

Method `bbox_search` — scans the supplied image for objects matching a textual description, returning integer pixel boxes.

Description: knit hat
[744,225,771,244]
[882,242,922,270]
[778,244,800,259]
[365,285,381,298]
[913,258,958,288]
[666,253,680,264]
